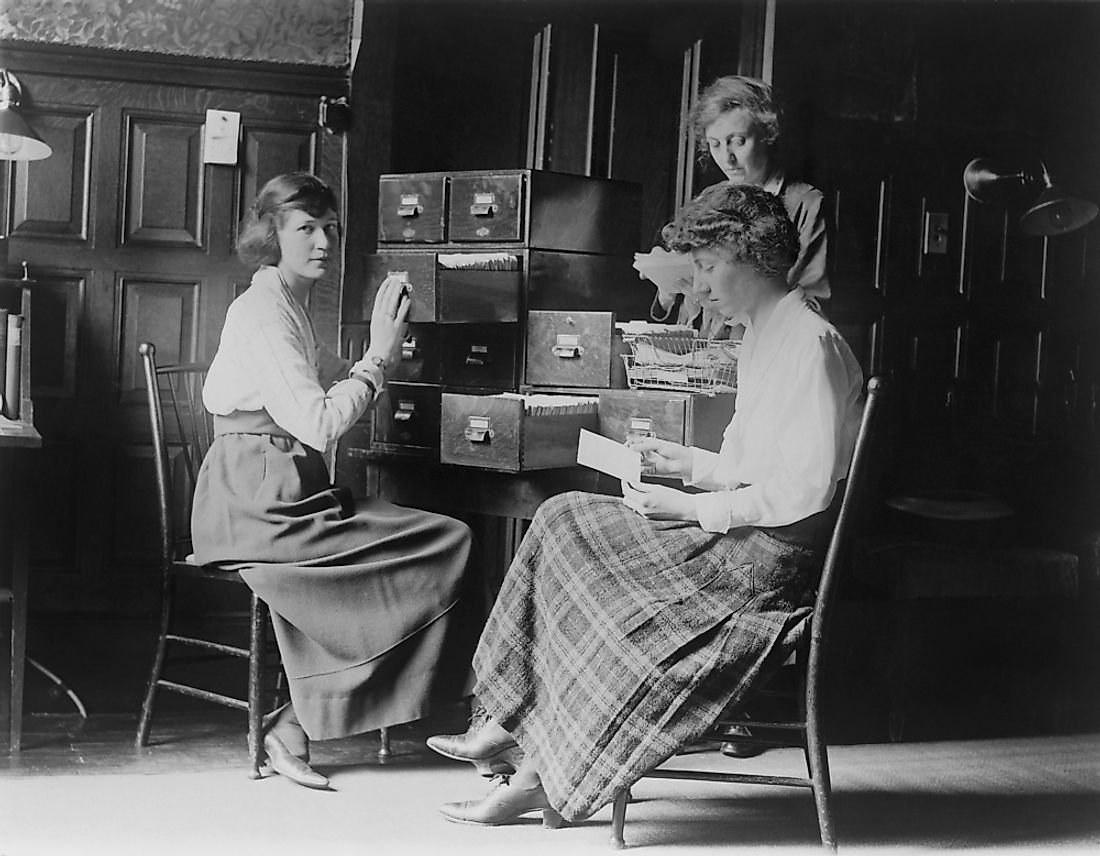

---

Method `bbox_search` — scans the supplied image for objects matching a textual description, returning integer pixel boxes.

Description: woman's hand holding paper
[625,435,692,479]
[621,481,698,522]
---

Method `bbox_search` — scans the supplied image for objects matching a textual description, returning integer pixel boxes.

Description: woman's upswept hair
[692,75,780,156]
[662,184,798,280]
[237,172,340,267]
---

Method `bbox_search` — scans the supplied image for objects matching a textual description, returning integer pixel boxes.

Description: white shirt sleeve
[206,291,371,452]
[688,330,861,533]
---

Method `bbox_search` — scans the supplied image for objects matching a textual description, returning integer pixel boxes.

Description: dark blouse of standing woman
[647,75,829,337]
[426,184,862,828]
[193,172,477,790]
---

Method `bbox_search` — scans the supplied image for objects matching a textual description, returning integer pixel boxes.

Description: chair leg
[378,726,391,762]
[805,709,837,852]
[247,594,267,779]
[135,572,174,748]
[609,789,629,849]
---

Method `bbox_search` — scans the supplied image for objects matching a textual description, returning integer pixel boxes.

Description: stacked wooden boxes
[345,169,654,472]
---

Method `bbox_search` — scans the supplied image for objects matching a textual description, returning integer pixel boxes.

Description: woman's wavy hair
[662,183,798,280]
[691,75,780,158]
[237,172,340,267]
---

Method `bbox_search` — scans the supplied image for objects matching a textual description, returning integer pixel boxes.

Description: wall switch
[923,212,949,254]
[203,109,241,165]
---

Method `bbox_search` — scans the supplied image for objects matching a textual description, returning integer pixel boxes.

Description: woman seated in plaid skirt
[427,183,865,828]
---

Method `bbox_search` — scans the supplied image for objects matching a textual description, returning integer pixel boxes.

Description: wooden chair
[133,342,283,777]
[610,377,887,851]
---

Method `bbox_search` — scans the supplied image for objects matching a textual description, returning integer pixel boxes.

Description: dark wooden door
[0,47,346,613]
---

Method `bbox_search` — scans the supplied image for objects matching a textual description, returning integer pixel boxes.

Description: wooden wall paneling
[239,123,318,223]
[117,275,200,405]
[26,273,83,400]
[26,442,80,577]
[122,112,205,248]
[601,30,684,245]
[6,108,93,241]
[544,23,597,175]
[389,6,538,174]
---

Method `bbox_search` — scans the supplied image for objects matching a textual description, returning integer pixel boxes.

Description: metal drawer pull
[470,192,497,216]
[627,417,654,438]
[401,337,419,360]
[465,344,490,366]
[464,415,493,443]
[551,334,584,359]
[393,401,416,422]
[397,194,422,217]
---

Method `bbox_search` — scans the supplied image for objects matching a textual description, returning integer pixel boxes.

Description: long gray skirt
[192,433,477,740]
[474,490,831,821]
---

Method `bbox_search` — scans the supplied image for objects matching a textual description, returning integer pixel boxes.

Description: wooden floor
[2,711,1099,855]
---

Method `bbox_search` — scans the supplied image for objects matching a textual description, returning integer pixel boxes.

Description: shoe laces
[469,703,490,732]
[487,773,511,792]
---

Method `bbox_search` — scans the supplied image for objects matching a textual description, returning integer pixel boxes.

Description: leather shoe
[261,730,331,790]
[440,776,564,828]
[427,727,519,775]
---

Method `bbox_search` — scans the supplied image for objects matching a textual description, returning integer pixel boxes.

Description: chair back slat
[138,343,212,567]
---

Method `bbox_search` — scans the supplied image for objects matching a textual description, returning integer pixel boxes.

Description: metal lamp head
[963,157,1097,237]
[0,69,52,162]
[1019,162,1098,236]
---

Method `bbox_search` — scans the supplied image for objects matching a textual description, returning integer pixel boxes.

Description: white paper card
[576,429,642,482]
[632,247,694,293]
[203,109,241,165]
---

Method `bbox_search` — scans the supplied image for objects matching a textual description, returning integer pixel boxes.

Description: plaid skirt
[474,490,829,821]
[192,433,477,740]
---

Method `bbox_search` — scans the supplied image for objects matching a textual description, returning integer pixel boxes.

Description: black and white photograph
[0,0,1098,853]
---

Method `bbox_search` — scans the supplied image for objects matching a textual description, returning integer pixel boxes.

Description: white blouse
[203,266,367,452]
[687,287,864,533]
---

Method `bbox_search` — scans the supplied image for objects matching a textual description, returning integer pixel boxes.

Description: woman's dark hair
[692,75,780,157]
[236,172,340,267]
[662,183,798,280]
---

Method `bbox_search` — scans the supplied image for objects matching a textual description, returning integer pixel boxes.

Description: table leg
[8,452,28,751]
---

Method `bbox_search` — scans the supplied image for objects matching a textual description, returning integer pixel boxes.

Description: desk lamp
[964,158,1098,237]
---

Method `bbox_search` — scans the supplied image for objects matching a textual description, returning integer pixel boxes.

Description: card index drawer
[439,323,520,389]
[389,323,440,383]
[378,174,447,243]
[364,252,437,323]
[525,310,627,388]
[441,392,598,472]
[448,173,524,243]
[597,389,736,453]
[372,382,441,456]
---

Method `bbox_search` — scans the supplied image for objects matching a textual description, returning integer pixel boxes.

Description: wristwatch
[349,356,385,399]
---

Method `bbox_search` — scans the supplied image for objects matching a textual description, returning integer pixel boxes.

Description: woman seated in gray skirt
[427,183,864,827]
[193,172,477,790]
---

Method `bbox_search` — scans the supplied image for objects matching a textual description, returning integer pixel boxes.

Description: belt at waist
[213,409,293,438]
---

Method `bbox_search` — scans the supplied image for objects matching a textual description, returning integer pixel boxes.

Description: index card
[576,429,642,482]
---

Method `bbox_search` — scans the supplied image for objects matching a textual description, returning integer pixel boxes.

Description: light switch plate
[923,212,949,254]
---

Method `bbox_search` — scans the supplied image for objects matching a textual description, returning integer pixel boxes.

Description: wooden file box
[525,310,628,388]
[598,389,737,453]
[440,392,597,472]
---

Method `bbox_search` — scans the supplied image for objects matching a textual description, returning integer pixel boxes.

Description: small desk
[1,279,40,752]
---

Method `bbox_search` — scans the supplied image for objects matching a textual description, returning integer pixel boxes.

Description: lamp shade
[963,157,1097,237]
[0,69,52,162]
[1020,184,1098,237]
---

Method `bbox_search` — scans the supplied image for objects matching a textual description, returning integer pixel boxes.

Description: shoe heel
[542,808,565,829]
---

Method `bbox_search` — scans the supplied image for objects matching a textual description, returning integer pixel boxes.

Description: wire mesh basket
[620,332,740,394]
